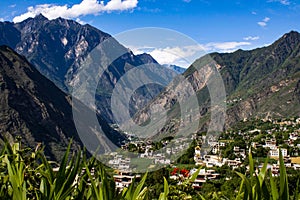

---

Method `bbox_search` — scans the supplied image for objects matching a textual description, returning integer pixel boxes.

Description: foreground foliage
[0,140,299,199]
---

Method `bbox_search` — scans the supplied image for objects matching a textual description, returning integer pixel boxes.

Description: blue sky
[0,0,299,67]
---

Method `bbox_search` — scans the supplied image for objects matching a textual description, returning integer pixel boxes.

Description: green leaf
[269,170,278,200]
[189,167,201,183]
[132,172,147,200]
[248,149,254,179]
[158,177,169,200]
[235,178,245,200]
[279,149,289,200]
[258,157,269,187]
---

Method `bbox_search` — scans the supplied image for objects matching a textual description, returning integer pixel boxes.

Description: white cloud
[264,17,270,22]
[149,46,199,66]
[251,11,257,15]
[0,18,4,22]
[9,4,16,8]
[129,45,205,68]
[243,36,260,41]
[183,0,192,2]
[279,0,290,5]
[13,0,138,23]
[150,49,184,65]
[76,18,86,25]
[130,41,252,67]
[258,22,267,27]
[129,46,155,55]
[268,0,290,5]
[204,42,251,52]
[258,17,270,27]
[104,0,138,11]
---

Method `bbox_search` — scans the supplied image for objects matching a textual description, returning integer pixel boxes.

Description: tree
[220,177,241,199]
[200,182,218,199]
[253,147,269,157]
[128,143,137,152]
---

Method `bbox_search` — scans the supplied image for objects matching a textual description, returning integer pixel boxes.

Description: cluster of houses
[194,142,298,170]
[107,136,191,188]
[107,153,142,189]
[120,136,191,165]
[108,153,131,171]
[169,167,221,188]
[194,145,244,170]
[192,117,300,179]
[109,117,300,189]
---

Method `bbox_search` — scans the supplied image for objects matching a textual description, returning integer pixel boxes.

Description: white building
[224,159,242,169]
[269,148,288,157]
[190,168,220,188]
[264,139,277,150]
[203,155,223,167]
[113,171,141,190]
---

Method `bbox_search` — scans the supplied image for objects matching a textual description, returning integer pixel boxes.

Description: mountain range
[0,15,299,159]
[0,14,166,123]
[134,31,300,138]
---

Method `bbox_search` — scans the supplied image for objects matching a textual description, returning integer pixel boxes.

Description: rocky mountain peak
[281,30,300,42]
[0,16,166,123]
[271,30,300,53]
[136,53,159,64]
[34,13,49,22]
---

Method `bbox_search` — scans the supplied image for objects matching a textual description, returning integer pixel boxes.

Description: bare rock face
[134,31,300,136]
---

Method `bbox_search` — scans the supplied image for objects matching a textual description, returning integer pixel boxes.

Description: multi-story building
[269,148,288,157]
[113,171,141,190]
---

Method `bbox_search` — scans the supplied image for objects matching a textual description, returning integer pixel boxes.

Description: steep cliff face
[1,14,110,91]
[0,46,124,160]
[134,31,300,136]
[0,15,163,123]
